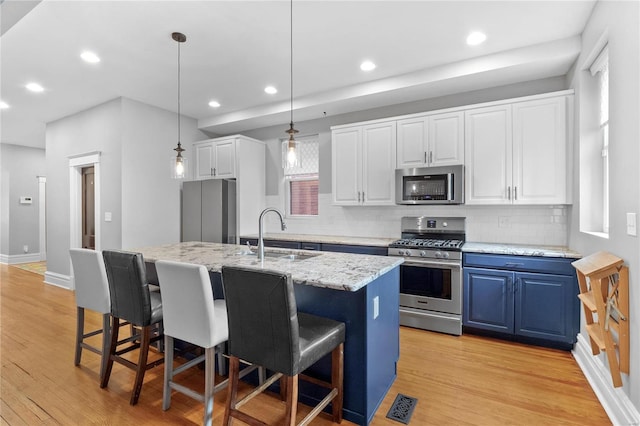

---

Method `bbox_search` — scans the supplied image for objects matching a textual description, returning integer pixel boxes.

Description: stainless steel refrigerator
[181,179,237,243]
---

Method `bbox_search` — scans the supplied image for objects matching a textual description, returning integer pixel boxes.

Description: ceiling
[0,0,596,149]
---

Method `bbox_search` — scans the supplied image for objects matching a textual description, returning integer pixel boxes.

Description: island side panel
[366,266,399,424]
[293,266,400,426]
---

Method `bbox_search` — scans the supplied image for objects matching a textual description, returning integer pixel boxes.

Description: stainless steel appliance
[389,216,465,335]
[395,165,464,205]
[182,179,237,243]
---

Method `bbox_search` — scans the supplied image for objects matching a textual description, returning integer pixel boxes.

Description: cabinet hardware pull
[362,191,365,202]
[429,151,433,164]
[514,278,519,293]
[507,186,511,200]
[514,187,517,200]
[357,191,361,203]
[424,152,427,164]
[213,167,216,176]
[505,262,524,267]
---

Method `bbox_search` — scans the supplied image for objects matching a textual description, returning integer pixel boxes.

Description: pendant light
[284,0,299,169]
[171,32,188,179]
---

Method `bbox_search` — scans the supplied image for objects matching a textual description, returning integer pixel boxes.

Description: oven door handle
[402,259,461,270]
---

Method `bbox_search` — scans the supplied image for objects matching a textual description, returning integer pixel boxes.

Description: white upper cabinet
[397,111,464,168]
[465,95,569,205]
[465,105,513,204]
[194,138,236,179]
[332,121,396,206]
[512,96,567,204]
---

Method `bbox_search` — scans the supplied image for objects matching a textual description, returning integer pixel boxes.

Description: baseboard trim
[0,253,43,264]
[573,333,640,425]
[44,271,73,290]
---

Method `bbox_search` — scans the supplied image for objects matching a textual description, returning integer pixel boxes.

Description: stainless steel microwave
[395,165,464,205]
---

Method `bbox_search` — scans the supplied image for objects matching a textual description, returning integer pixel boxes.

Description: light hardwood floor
[1,263,610,425]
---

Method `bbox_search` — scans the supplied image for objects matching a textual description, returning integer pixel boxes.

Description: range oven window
[402,174,449,201]
[400,264,452,299]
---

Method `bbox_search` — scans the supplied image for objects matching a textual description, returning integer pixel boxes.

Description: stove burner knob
[402,250,411,256]
[420,251,427,257]
[435,251,443,258]
[442,251,450,259]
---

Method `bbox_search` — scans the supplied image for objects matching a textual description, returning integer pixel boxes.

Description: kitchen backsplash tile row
[262,194,568,246]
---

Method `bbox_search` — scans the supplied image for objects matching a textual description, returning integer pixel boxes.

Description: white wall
[241,76,570,245]
[45,97,206,282]
[0,144,46,262]
[567,0,640,421]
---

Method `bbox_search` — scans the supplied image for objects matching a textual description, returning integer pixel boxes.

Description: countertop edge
[462,242,582,259]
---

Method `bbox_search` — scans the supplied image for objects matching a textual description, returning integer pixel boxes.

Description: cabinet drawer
[463,253,575,276]
[300,242,321,251]
[321,243,387,255]
[264,240,300,249]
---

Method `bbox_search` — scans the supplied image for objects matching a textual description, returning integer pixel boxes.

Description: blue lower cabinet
[464,268,514,334]
[321,243,388,256]
[463,254,580,349]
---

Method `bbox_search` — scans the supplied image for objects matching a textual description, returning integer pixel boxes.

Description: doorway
[82,167,95,249]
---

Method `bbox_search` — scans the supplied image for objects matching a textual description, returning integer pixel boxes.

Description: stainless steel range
[388,216,465,335]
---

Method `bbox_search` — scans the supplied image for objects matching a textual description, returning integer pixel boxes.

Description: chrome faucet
[257,207,287,260]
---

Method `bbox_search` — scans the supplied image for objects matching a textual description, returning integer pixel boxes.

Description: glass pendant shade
[283,122,299,168]
[171,155,188,179]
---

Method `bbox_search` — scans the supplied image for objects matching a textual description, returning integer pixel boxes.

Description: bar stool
[155,260,230,425]
[221,265,345,425]
[101,250,164,405]
[69,248,111,382]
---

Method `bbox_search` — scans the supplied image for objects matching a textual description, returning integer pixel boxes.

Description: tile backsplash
[261,194,569,246]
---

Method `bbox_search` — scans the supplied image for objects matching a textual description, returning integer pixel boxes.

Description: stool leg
[223,356,240,426]
[204,347,215,426]
[100,317,119,389]
[284,375,298,426]
[331,343,344,423]
[99,313,111,383]
[130,325,151,405]
[74,307,85,366]
[162,334,174,411]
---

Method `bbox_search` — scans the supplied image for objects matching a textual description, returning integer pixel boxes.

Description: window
[579,44,609,236]
[282,136,319,216]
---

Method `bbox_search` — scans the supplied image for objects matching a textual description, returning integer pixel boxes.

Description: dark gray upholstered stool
[221,265,345,425]
[101,250,164,405]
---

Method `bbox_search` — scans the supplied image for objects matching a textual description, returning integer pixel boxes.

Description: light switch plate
[626,213,637,236]
[105,212,112,222]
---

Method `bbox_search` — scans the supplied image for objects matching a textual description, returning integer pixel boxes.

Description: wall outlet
[627,213,637,236]
[23,245,29,253]
[373,296,379,319]
[498,216,510,228]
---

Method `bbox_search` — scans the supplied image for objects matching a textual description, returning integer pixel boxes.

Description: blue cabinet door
[463,267,514,333]
[515,273,578,343]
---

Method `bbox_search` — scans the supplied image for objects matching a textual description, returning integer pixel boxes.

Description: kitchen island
[135,241,402,426]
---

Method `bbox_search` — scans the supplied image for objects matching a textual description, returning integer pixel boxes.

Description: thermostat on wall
[19,196,33,205]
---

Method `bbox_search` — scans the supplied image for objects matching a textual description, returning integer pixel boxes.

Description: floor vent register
[386,393,418,424]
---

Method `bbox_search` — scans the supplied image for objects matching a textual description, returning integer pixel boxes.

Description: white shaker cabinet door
[195,142,214,180]
[429,111,464,166]
[332,127,361,205]
[465,105,513,204]
[362,122,396,205]
[396,117,428,168]
[212,138,236,179]
[512,96,567,204]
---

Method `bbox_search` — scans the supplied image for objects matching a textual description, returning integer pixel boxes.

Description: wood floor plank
[1,263,609,425]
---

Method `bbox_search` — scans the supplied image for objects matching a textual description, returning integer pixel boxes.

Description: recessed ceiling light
[360,60,376,72]
[0,101,9,109]
[81,51,101,63]
[264,86,277,95]
[466,31,487,46]
[208,100,221,108]
[26,83,44,93]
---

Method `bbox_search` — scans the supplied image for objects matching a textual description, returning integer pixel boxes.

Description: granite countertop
[134,241,403,292]
[463,242,582,259]
[240,233,397,247]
